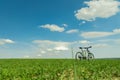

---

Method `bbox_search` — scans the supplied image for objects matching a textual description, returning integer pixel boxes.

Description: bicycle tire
[88,53,94,60]
[75,52,83,60]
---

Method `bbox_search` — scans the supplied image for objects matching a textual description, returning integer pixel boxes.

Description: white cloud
[93,43,109,48]
[23,55,30,58]
[98,39,113,42]
[62,24,68,27]
[97,38,120,45]
[79,21,86,25]
[72,40,92,47]
[33,40,70,51]
[54,46,68,51]
[32,40,72,58]
[66,29,79,34]
[75,0,120,21]
[113,28,120,33]
[106,39,120,44]
[82,21,86,24]
[115,39,120,44]
[79,40,91,44]
[81,32,113,38]
[80,28,120,38]
[40,24,65,32]
[47,48,53,51]
[37,54,42,57]
[32,39,120,58]
[41,50,46,54]
[0,39,14,45]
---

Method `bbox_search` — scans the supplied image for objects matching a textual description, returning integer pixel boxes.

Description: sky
[0,0,120,58]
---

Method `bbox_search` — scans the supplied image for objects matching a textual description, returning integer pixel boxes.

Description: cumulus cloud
[62,24,68,27]
[47,48,53,51]
[82,21,86,24]
[0,39,14,45]
[40,24,65,32]
[32,40,72,58]
[81,32,113,38]
[37,54,42,57]
[54,46,68,51]
[72,40,92,47]
[32,39,120,58]
[33,40,70,51]
[79,40,91,44]
[79,21,86,25]
[66,29,79,34]
[98,38,120,44]
[23,55,30,58]
[93,43,109,48]
[31,39,120,58]
[113,28,120,33]
[80,28,120,38]
[115,39,120,44]
[40,50,46,54]
[75,0,120,21]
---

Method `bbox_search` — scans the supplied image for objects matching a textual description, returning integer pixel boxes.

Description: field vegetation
[0,59,120,80]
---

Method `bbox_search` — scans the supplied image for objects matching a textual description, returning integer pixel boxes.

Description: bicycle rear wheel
[88,53,94,60]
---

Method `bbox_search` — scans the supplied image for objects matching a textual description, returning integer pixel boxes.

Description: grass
[0,59,120,80]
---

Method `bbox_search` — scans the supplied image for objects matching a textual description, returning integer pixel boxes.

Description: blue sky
[0,0,120,58]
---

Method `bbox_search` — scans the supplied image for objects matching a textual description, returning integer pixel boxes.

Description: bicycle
[75,46,94,60]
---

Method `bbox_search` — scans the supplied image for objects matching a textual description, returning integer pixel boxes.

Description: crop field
[0,59,120,80]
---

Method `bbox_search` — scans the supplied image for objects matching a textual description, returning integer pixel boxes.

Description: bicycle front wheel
[75,52,83,60]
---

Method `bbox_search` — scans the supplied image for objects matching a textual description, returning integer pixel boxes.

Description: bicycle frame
[79,48,88,57]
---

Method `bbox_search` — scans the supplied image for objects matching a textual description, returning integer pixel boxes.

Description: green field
[0,59,120,80]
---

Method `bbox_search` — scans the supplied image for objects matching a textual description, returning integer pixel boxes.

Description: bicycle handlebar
[79,46,92,49]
